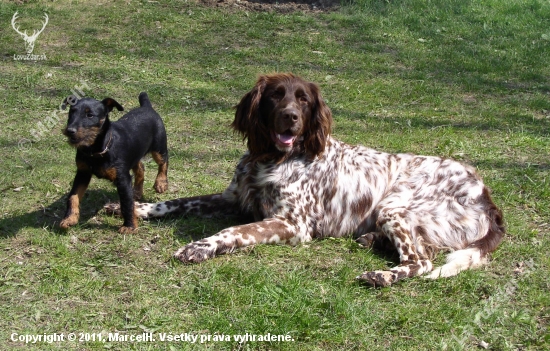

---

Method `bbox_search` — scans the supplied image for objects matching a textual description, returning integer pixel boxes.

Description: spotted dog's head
[232,73,333,161]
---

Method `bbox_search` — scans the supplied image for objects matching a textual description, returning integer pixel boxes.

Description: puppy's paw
[133,188,143,201]
[104,203,122,216]
[60,216,78,229]
[118,226,137,234]
[153,179,168,194]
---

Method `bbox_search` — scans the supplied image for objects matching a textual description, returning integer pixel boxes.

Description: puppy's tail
[138,92,152,108]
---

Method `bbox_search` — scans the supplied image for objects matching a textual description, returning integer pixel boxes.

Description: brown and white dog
[106,73,504,287]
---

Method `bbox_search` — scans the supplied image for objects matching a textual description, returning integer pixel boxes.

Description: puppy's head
[62,96,123,148]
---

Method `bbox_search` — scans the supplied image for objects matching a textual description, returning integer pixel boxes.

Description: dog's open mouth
[271,130,297,150]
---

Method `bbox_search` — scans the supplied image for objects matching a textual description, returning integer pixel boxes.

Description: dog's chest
[77,154,117,182]
[239,156,332,220]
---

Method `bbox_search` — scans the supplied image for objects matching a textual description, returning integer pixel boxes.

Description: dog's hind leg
[132,161,145,200]
[151,151,168,193]
[356,207,434,287]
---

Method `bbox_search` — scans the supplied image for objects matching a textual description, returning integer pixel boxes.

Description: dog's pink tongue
[278,133,295,145]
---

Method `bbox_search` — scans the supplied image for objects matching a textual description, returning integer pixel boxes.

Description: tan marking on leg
[152,151,168,193]
[59,183,87,229]
[118,211,138,234]
[118,225,137,234]
[132,161,145,200]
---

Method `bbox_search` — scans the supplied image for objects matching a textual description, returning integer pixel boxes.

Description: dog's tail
[426,188,505,279]
[138,92,152,108]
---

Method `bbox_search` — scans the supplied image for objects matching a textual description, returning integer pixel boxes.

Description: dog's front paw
[174,241,218,263]
[104,202,122,216]
[118,226,137,234]
[60,216,78,229]
[356,270,397,288]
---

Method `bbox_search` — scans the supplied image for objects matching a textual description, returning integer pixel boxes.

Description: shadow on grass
[0,189,121,239]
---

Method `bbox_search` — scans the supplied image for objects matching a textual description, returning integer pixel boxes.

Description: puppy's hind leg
[151,151,168,193]
[132,161,145,200]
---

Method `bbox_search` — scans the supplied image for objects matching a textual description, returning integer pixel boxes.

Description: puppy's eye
[86,113,94,118]
[298,95,309,103]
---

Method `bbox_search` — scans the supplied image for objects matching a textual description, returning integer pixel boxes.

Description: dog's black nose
[65,127,77,135]
[282,110,299,123]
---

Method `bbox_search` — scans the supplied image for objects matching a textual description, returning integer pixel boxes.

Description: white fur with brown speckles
[121,74,504,287]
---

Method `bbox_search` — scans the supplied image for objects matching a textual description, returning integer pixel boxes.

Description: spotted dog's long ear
[232,76,270,156]
[303,81,333,158]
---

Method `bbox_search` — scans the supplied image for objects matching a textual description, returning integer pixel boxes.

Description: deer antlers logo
[11,11,49,55]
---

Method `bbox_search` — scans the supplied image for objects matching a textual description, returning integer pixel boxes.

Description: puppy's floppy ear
[304,82,332,158]
[101,98,124,112]
[61,95,79,110]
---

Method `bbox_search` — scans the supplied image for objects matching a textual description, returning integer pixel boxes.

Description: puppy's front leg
[60,170,92,229]
[174,218,309,263]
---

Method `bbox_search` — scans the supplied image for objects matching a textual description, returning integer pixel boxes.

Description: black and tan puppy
[60,92,168,233]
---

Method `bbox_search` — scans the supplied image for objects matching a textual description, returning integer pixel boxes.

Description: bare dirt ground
[199,0,340,13]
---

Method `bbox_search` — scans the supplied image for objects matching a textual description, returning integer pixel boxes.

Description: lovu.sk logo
[11,11,48,61]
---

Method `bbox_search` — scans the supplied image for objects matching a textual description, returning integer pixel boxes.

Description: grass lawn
[1,0,549,349]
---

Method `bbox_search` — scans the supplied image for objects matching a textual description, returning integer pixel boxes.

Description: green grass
[1,0,549,349]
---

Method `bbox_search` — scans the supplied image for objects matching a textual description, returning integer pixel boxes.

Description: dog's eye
[298,95,309,104]
[86,113,94,118]
[271,92,283,101]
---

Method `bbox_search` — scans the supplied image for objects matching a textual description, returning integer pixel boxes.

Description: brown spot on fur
[99,167,117,182]
[415,225,427,239]
[350,193,373,216]
[400,245,411,256]
[215,240,233,255]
